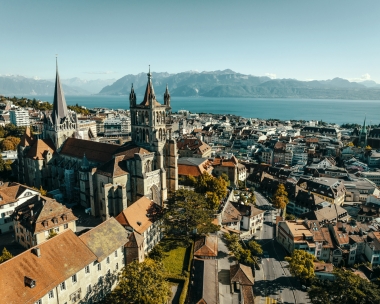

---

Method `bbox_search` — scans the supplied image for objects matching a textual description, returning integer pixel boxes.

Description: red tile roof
[26,139,55,160]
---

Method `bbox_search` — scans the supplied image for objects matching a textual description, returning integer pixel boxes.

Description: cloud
[349,73,371,82]
[265,73,277,79]
[84,71,116,75]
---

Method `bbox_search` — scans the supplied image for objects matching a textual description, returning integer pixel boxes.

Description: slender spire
[362,116,367,134]
[141,66,157,107]
[52,57,68,125]
[129,83,136,106]
[164,83,171,106]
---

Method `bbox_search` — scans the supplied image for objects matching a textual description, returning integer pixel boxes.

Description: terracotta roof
[177,138,211,155]
[26,139,56,160]
[115,197,162,234]
[0,183,38,207]
[79,218,128,262]
[0,230,96,304]
[60,138,119,163]
[194,235,218,257]
[314,262,334,272]
[96,155,129,177]
[13,196,77,234]
[114,144,150,160]
[230,263,254,286]
[222,201,241,224]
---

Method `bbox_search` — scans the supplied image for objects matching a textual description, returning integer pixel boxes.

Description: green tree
[1,139,15,151]
[0,247,13,264]
[106,259,171,304]
[285,249,315,282]
[148,245,165,262]
[272,183,289,210]
[47,229,58,239]
[163,189,219,236]
[248,240,263,256]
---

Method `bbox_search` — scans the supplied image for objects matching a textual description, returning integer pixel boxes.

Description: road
[217,231,239,304]
[254,192,310,304]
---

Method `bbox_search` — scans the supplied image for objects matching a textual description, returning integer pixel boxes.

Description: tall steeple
[164,84,171,107]
[141,65,157,107]
[361,116,367,134]
[52,57,69,125]
[129,83,136,107]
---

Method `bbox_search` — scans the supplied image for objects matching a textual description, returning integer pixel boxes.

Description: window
[106,257,110,264]
[107,269,110,276]
[87,285,92,293]
[98,263,101,271]
[35,300,42,304]
[115,250,118,257]
[72,274,77,284]
[48,290,54,298]
[85,265,90,274]
[116,263,118,270]
[64,223,68,229]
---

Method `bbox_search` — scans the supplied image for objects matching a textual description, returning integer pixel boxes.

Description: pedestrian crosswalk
[265,297,277,304]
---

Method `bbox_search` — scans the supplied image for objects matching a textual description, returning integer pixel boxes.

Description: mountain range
[0,75,115,96]
[98,70,380,100]
[1,71,380,100]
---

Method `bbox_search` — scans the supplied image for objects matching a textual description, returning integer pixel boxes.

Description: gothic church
[16,62,178,221]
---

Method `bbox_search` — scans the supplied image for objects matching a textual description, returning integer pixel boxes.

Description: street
[254,192,310,304]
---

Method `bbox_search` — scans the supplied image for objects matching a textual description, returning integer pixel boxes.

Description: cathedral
[16,62,178,221]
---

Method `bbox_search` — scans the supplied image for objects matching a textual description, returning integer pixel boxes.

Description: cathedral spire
[129,83,136,107]
[361,116,367,134]
[164,83,171,107]
[141,65,157,107]
[52,57,69,125]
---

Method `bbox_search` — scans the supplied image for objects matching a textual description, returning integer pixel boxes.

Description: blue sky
[1,0,379,82]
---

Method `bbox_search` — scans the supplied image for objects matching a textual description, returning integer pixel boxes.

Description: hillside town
[1,66,380,304]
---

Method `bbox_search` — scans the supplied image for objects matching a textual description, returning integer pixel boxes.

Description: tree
[163,189,219,236]
[106,259,171,304]
[248,240,263,256]
[347,142,355,147]
[148,245,165,261]
[1,139,14,151]
[47,229,58,239]
[0,247,13,264]
[308,268,380,304]
[285,249,315,282]
[272,184,289,210]
[194,172,228,209]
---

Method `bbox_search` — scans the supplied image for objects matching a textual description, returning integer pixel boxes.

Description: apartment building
[10,108,30,126]
[12,195,77,248]
[0,182,39,234]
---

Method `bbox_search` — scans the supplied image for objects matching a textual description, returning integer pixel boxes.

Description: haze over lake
[16,94,380,125]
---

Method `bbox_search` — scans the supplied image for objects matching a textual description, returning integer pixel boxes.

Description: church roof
[96,155,129,178]
[60,138,120,163]
[230,263,254,286]
[52,59,69,125]
[26,139,56,160]
[114,144,150,160]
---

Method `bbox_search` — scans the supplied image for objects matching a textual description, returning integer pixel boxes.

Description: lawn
[160,238,191,276]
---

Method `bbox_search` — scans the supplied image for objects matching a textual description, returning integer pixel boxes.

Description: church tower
[359,117,368,147]
[129,67,178,198]
[43,58,77,149]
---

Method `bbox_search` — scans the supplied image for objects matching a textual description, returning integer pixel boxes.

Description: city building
[115,196,163,264]
[12,195,77,248]
[10,108,30,126]
[177,137,212,158]
[0,182,39,234]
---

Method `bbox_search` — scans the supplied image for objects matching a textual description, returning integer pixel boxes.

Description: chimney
[33,247,41,257]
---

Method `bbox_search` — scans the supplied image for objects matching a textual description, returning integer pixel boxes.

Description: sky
[1,0,380,82]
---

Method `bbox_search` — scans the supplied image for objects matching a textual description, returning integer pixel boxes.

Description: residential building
[12,195,77,248]
[177,157,213,180]
[297,177,346,205]
[230,263,254,303]
[212,156,247,187]
[359,171,380,187]
[10,108,30,126]
[177,137,212,158]
[115,196,163,264]
[364,231,380,266]
[79,218,128,302]
[277,219,334,261]
[301,126,341,140]
[0,182,39,234]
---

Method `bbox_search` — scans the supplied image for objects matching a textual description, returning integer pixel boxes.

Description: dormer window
[24,276,36,288]
[25,192,32,197]
[61,214,67,221]
[42,220,48,227]
[52,218,58,224]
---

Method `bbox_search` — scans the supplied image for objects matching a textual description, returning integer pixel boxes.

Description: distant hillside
[98,70,380,100]
[0,75,89,95]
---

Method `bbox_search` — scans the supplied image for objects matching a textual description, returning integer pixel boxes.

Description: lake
[15,94,380,125]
